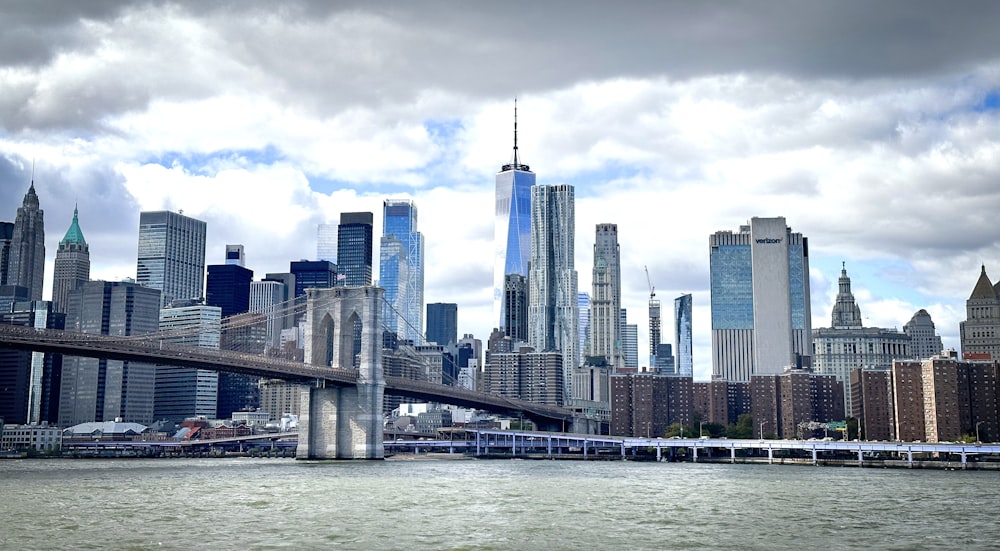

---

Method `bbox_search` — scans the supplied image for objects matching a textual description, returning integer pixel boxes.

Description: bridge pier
[296,287,385,460]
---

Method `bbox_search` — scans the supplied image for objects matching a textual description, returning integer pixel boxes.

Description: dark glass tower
[337,212,373,286]
[206,264,253,318]
[0,301,65,425]
[59,281,161,425]
[426,303,458,346]
[206,252,257,419]
[52,205,91,314]
[9,182,46,301]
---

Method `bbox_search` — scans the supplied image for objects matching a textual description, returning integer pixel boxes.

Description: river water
[2,457,998,550]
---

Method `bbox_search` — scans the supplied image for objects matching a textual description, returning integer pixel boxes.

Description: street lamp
[760,421,767,440]
[976,421,985,443]
[699,421,705,438]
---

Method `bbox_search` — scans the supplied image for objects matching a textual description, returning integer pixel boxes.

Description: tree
[726,414,754,439]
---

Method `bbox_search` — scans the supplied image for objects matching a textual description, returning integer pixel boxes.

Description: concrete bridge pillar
[297,287,385,460]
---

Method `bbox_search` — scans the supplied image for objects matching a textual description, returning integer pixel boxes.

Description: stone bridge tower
[297,286,385,459]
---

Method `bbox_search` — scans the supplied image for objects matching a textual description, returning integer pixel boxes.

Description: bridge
[0,287,583,459]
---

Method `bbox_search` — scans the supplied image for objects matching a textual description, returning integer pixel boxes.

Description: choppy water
[2,457,998,550]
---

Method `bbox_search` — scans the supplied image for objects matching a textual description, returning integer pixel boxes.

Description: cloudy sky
[2,1,1000,380]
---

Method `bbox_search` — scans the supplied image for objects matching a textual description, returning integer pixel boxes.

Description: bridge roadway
[0,325,574,425]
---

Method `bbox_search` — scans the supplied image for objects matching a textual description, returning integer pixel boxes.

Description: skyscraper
[59,281,161,425]
[503,274,529,342]
[811,266,910,413]
[903,309,944,360]
[621,309,638,370]
[959,265,1000,361]
[317,222,338,263]
[337,212,373,287]
[0,222,14,286]
[250,279,287,354]
[379,199,424,343]
[0,300,64,425]
[528,184,579,398]
[206,263,253,318]
[709,217,811,382]
[591,223,622,369]
[9,182,45,301]
[675,294,693,377]
[426,302,458,346]
[155,304,221,423]
[136,210,207,308]
[52,205,91,314]
[494,101,535,329]
[577,292,590,366]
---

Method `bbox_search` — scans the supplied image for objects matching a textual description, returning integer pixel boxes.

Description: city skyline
[3,3,1000,380]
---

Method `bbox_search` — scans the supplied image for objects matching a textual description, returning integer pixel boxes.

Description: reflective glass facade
[337,212,373,287]
[494,167,535,328]
[674,294,693,377]
[709,218,811,381]
[379,200,424,343]
[136,211,207,308]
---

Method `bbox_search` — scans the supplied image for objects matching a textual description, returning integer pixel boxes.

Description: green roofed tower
[52,205,90,314]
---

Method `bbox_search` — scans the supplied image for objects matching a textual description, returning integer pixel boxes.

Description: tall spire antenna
[513,97,520,167]
[501,97,529,172]
[31,158,35,185]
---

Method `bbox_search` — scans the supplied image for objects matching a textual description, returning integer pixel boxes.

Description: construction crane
[644,265,655,299]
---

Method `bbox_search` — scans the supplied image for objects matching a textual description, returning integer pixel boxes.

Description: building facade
[710,217,811,382]
[154,304,221,423]
[493,108,535,330]
[591,223,622,369]
[503,274,529,341]
[337,211,373,287]
[317,222,338,263]
[483,350,564,407]
[675,294,693,377]
[59,281,161,425]
[903,309,944,360]
[0,301,65,425]
[51,206,90,314]
[528,183,579,398]
[379,199,424,343]
[426,302,458,346]
[136,210,207,308]
[959,265,1000,361]
[812,266,912,413]
[8,183,45,301]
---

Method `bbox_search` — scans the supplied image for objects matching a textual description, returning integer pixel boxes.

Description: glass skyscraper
[674,294,693,377]
[155,304,221,423]
[59,281,161,425]
[379,199,424,343]
[528,184,578,401]
[337,212,373,287]
[494,105,535,329]
[709,217,811,381]
[136,210,207,308]
[426,302,457,346]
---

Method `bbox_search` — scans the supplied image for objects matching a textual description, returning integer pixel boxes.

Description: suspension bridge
[0,286,588,459]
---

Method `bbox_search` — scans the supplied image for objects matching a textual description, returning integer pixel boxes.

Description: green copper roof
[60,206,87,245]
